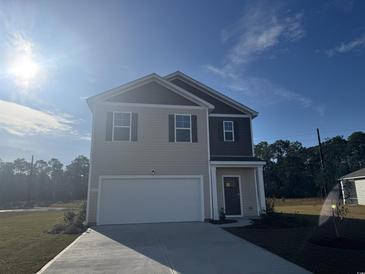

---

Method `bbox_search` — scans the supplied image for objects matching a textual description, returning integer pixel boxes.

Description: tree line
[1,131,364,206]
[255,131,365,198]
[0,155,89,207]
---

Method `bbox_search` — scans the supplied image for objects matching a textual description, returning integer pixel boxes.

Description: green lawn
[274,198,365,220]
[48,200,84,209]
[0,211,79,274]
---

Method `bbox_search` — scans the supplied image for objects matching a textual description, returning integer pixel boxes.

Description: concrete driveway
[38,222,310,274]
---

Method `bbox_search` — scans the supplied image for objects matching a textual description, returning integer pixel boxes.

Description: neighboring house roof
[86,73,215,110]
[341,167,365,180]
[164,71,259,118]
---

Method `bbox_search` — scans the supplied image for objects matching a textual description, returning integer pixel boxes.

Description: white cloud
[326,35,365,56]
[227,77,325,116]
[205,2,325,116]
[0,99,90,139]
[214,3,304,74]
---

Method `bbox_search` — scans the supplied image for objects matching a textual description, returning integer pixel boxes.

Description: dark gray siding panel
[106,112,113,141]
[209,117,253,156]
[131,113,138,141]
[107,82,198,106]
[168,114,175,142]
[170,78,247,114]
[192,115,198,143]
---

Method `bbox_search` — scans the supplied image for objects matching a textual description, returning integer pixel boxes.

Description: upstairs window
[175,114,191,142]
[223,121,234,142]
[113,112,131,141]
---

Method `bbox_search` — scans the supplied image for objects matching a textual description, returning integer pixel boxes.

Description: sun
[9,55,40,84]
[6,34,43,90]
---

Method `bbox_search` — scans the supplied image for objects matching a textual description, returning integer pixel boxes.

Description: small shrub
[64,211,76,225]
[219,207,226,222]
[48,201,87,235]
[335,202,349,220]
[266,198,276,214]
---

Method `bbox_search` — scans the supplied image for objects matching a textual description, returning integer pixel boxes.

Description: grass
[0,211,79,274]
[0,200,85,210]
[274,197,365,220]
[48,200,84,209]
[225,199,365,274]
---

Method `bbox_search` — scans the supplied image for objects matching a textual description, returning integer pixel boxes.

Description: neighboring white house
[340,167,365,205]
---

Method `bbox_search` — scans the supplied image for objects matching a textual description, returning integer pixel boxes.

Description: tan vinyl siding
[87,103,209,223]
[216,167,258,217]
[355,179,365,205]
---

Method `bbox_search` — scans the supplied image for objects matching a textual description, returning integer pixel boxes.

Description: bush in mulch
[48,202,87,234]
[209,219,237,225]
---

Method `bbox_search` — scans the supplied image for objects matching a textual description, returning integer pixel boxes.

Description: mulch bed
[225,214,365,274]
[209,219,237,225]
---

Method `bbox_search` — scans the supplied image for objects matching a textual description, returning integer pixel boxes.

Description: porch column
[210,165,219,220]
[257,166,266,213]
[340,180,346,205]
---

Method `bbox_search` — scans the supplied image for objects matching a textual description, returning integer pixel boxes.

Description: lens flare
[9,55,40,83]
[318,184,341,225]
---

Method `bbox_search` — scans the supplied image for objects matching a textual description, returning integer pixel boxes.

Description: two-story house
[86,71,266,225]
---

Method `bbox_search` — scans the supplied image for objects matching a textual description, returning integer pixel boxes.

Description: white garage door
[97,176,204,225]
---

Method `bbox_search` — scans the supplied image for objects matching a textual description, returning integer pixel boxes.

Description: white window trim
[223,121,234,142]
[112,111,132,142]
[222,175,243,217]
[174,113,192,143]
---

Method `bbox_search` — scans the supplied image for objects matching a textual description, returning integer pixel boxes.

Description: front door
[223,176,242,216]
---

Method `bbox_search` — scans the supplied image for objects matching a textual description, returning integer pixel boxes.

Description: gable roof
[341,167,365,180]
[164,71,259,118]
[87,73,215,110]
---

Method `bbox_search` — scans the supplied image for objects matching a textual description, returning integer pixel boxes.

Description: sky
[0,0,364,164]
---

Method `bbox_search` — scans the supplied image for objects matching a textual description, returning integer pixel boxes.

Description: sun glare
[6,34,43,90]
[9,55,40,82]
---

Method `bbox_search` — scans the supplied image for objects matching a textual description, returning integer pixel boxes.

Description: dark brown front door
[223,177,242,216]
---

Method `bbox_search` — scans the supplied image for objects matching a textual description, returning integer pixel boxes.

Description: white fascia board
[209,114,251,118]
[210,161,266,167]
[341,175,365,181]
[100,101,207,110]
[164,71,259,118]
[86,73,158,108]
[86,73,215,111]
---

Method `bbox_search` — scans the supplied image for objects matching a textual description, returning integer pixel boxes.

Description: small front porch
[210,160,266,220]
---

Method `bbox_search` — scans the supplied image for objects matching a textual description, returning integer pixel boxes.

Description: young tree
[48,158,64,201]
[65,156,89,200]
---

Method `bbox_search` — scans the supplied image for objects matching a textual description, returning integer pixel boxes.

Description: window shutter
[218,120,224,142]
[192,115,198,143]
[234,121,239,142]
[131,113,138,141]
[106,112,113,141]
[168,114,175,142]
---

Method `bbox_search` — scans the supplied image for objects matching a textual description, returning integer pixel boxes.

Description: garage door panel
[98,177,203,225]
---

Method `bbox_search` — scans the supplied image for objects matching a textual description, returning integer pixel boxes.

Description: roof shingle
[341,167,365,180]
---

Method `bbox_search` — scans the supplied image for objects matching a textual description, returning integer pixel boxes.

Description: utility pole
[317,128,327,197]
[27,155,34,202]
